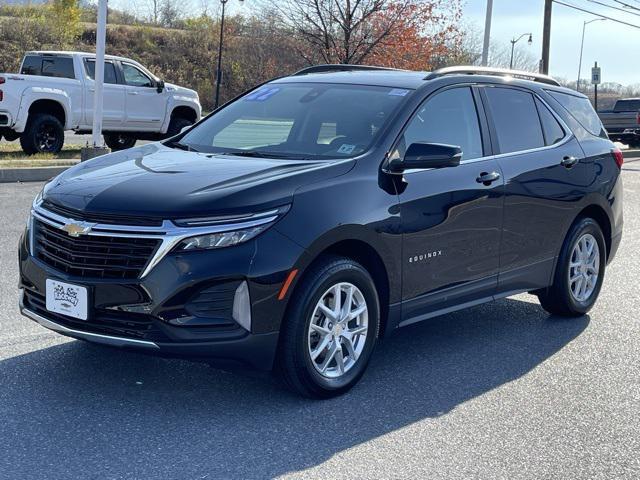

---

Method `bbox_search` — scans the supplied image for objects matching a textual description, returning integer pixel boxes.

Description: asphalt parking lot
[0,163,639,479]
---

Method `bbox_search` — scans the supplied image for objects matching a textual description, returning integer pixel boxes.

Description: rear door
[396,85,505,323]
[121,62,166,131]
[83,59,126,130]
[480,85,589,292]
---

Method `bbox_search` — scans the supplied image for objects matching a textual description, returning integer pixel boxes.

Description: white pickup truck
[0,51,201,154]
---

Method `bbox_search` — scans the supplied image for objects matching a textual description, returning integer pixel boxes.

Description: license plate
[46,279,88,321]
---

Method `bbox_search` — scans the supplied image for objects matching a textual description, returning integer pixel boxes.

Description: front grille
[34,220,160,280]
[23,290,169,342]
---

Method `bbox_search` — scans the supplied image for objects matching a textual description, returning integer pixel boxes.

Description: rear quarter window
[547,90,604,137]
[20,55,42,75]
[614,100,640,112]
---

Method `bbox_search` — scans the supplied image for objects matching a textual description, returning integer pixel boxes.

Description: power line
[586,0,640,17]
[614,0,640,11]
[553,0,640,29]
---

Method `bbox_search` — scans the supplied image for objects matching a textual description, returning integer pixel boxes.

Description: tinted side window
[21,55,42,75]
[41,57,75,79]
[122,64,154,88]
[536,99,565,146]
[402,87,483,161]
[484,87,544,154]
[85,60,119,85]
[547,90,603,136]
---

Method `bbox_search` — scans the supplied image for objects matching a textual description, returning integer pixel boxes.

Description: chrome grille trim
[32,202,280,278]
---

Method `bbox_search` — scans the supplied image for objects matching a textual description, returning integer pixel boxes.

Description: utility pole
[481,0,493,66]
[541,0,553,74]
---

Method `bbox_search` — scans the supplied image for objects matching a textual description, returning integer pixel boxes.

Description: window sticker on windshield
[338,144,356,154]
[388,88,410,97]
[244,87,280,102]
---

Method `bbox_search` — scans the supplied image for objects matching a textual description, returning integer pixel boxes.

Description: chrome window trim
[31,201,281,278]
[389,87,575,175]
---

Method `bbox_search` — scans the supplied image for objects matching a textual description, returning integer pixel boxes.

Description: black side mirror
[156,80,165,93]
[387,142,462,173]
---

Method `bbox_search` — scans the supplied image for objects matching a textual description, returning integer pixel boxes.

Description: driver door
[396,86,505,321]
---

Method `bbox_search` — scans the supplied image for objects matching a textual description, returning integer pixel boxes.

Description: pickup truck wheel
[166,117,193,138]
[104,134,137,151]
[20,114,64,155]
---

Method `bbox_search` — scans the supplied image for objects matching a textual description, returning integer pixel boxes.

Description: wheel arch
[285,233,396,339]
[27,99,67,127]
[576,203,612,260]
[170,105,198,123]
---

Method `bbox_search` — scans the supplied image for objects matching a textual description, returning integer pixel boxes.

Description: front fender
[161,96,202,133]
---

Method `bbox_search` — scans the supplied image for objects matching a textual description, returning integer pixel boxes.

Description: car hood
[165,82,198,99]
[42,143,354,221]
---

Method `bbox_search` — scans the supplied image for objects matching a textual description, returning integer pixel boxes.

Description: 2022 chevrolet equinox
[19,65,623,398]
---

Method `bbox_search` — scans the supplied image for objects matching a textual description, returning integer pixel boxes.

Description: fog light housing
[232,281,251,332]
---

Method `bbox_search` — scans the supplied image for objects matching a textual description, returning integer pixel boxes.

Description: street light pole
[509,33,533,70]
[481,0,493,66]
[577,18,606,92]
[213,0,228,110]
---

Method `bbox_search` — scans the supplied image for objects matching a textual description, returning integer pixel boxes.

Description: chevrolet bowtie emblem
[61,221,96,238]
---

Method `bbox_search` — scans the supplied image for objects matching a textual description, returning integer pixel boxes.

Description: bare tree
[267,0,419,65]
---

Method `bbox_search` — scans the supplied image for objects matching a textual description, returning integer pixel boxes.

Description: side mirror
[156,80,165,93]
[388,142,462,173]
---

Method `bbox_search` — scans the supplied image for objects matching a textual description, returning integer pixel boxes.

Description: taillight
[0,77,5,84]
[0,90,3,102]
[636,110,640,125]
[612,148,624,169]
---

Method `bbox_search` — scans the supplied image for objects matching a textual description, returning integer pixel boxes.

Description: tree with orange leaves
[268,0,463,68]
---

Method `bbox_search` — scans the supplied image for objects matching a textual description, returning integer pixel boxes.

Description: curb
[0,166,70,183]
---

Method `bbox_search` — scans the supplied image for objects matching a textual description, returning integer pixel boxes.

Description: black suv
[19,65,624,398]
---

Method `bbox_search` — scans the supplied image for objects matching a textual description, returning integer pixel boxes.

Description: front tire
[20,114,64,155]
[166,116,193,138]
[104,133,137,151]
[277,257,380,399]
[537,217,606,317]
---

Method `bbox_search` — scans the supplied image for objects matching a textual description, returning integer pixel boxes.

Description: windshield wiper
[167,141,197,152]
[219,150,308,160]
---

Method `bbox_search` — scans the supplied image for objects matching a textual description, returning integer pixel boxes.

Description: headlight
[173,205,290,252]
[176,225,269,251]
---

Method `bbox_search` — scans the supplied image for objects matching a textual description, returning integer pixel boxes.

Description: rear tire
[165,116,193,138]
[276,256,380,399]
[104,133,137,151]
[20,114,64,155]
[537,217,606,317]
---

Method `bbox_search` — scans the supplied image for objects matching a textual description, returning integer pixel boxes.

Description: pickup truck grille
[34,220,161,280]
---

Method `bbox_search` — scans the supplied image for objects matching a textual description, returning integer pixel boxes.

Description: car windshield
[176,82,413,159]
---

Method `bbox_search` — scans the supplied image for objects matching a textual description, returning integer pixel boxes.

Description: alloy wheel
[307,282,369,379]
[568,233,600,303]
[35,124,58,152]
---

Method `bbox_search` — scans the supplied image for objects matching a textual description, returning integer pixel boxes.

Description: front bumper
[19,289,279,369]
[18,219,306,370]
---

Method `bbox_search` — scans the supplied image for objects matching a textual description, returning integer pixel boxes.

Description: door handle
[128,91,139,96]
[561,156,579,168]
[88,88,95,92]
[476,171,501,186]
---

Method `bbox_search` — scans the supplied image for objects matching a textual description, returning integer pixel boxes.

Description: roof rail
[294,64,402,76]
[424,66,561,87]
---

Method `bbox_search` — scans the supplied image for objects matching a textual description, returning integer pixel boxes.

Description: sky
[106,0,637,86]
[464,0,639,85]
